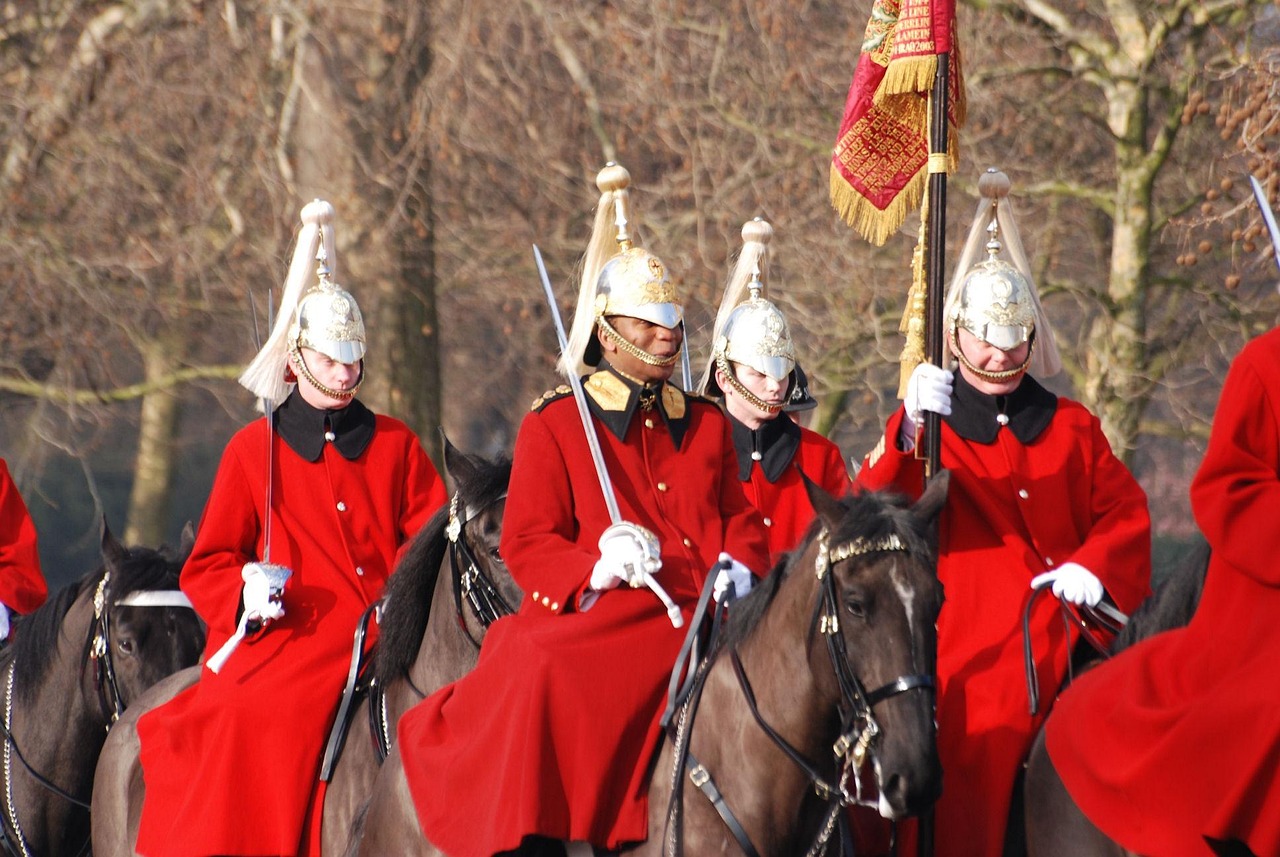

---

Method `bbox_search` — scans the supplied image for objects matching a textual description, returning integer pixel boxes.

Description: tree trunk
[125,339,182,546]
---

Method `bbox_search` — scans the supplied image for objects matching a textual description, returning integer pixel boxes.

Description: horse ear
[439,428,475,492]
[803,472,845,530]
[100,515,128,572]
[912,469,950,530]
[179,520,197,560]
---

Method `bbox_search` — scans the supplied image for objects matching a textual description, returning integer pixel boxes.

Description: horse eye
[117,638,136,655]
[845,596,868,620]
[488,546,503,563]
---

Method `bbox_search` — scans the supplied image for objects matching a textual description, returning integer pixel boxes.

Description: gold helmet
[942,169,1062,378]
[560,163,684,378]
[240,199,367,407]
[699,218,796,413]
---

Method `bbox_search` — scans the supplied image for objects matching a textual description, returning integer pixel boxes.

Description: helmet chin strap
[289,346,362,401]
[950,326,1035,384]
[597,316,681,367]
[716,355,783,415]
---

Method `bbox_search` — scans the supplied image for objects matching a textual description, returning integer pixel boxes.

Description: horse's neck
[5,596,102,848]
[397,560,483,716]
[688,566,842,834]
[731,566,842,754]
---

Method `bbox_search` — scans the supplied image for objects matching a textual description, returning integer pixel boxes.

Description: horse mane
[715,489,934,654]
[375,452,512,687]
[8,541,187,707]
[1110,534,1209,653]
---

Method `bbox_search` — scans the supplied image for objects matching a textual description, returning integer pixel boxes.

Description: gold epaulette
[864,434,886,469]
[530,385,572,412]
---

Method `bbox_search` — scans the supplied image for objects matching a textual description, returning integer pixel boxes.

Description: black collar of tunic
[585,363,690,448]
[944,371,1057,445]
[729,412,800,483]
[274,390,376,462]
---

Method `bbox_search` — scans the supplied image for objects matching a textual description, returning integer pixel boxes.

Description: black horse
[91,439,518,856]
[0,522,205,857]
[1022,537,1211,857]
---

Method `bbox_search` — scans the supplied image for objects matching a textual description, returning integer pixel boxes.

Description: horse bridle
[671,529,935,857]
[445,490,515,649]
[365,488,513,763]
[1,572,191,857]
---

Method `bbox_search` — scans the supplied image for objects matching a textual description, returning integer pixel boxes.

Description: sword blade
[1249,175,1280,275]
[533,245,623,525]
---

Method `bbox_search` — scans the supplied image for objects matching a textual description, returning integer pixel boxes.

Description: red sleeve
[180,437,261,637]
[393,437,448,568]
[817,436,852,498]
[1190,337,1280,586]
[0,460,47,614]
[854,407,927,499]
[500,410,600,612]
[1064,414,1153,613]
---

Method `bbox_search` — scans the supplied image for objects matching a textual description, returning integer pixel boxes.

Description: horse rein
[671,529,935,857]
[1021,583,1128,716]
[0,573,191,857]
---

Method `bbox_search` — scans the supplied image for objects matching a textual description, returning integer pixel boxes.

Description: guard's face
[717,363,786,428]
[599,316,682,385]
[952,327,1029,396]
[296,347,362,410]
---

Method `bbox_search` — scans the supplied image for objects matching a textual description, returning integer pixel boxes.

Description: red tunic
[0,459,47,615]
[729,414,850,566]
[855,375,1151,857]
[398,369,769,856]
[136,401,445,857]
[1048,327,1280,857]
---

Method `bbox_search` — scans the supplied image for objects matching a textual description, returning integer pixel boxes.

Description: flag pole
[923,53,950,480]
[917,44,951,857]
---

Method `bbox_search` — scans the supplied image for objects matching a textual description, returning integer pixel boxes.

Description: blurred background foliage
[1,0,1278,588]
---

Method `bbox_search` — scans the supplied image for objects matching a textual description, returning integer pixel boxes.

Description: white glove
[1031,562,1104,608]
[900,363,954,450]
[0,603,9,642]
[590,523,662,592]
[712,553,754,603]
[241,561,288,624]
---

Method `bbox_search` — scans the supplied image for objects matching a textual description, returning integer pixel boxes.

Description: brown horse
[0,521,203,857]
[89,440,517,856]
[353,472,949,856]
[1022,538,1212,857]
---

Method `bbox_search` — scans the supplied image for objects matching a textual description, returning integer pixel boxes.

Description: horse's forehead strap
[117,590,194,609]
[447,490,509,542]
[830,533,906,564]
[816,530,908,578]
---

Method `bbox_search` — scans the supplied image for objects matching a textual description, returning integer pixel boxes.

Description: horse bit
[2,571,190,857]
[670,528,935,857]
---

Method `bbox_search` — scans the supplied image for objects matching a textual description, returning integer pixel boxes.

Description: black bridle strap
[448,492,514,649]
[660,557,729,730]
[319,599,379,782]
[865,674,934,707]
[685,751,763,857]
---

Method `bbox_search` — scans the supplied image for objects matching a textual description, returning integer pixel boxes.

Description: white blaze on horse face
[890,560,917,643]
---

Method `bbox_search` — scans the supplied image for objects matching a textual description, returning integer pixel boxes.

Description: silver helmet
[701,218,796,412]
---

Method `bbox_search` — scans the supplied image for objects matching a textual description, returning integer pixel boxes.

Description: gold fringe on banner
[897,181,930,398]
